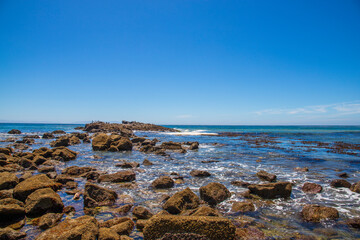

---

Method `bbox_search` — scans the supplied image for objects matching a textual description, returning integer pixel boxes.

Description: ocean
[0,123,360,239]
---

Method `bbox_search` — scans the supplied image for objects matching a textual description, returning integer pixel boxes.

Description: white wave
[163,129,218,136]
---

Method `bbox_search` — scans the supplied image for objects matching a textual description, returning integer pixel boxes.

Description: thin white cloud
[255,101,360,116]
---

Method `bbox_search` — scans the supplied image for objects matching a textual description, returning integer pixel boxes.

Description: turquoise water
[1,123,360,239]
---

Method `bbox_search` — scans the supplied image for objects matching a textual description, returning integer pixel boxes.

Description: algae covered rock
[143,215,236,240]
[199,182,231,206]
[151,176,174,189]
[37,212,64,229]
[231,201,255,213]
[0,227,26,240]
[301,204,339,222]
[25,188,64,216]
[247,181,292,199]
[98,171,136,183]
[84,183,117,208]
[132,206,153,219]
[163,187,200,214]
[256,170,277,182]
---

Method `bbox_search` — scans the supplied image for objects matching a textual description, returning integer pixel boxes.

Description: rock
[189,142,199,150]
[0,189,13,199]
[50,136,70,147]
[92,133,112,150]
[143,215,236,240]
[231,202,255,212]
[83,171,101,180]
[100,217,132,228]
[163,188,200,214]
[199,182,231,206]
[0,227,26,240]
[117,204,133,215]
[55,174,75,184]
[51,147,77,161]
[42,132,55,139]
[52,130,66,134]
[36,215,99,240]
[62,166,95,176]
[347,218,360,229]
[0,172,19,190]
[98,171,136,183]
[25,188,64,216]
[160,141,183,150]
[143,159,153,166]
[330,179,351,188]
[151,176,174,189]
[338,172,349,178]
[99,228,120,240]
[63,205,75,214]
[38,166,56,173]
[158,233,208,240]
[110,220,135,236]
[37,212,64,229]
[8,129,21,134]
[0,147,12,155]
[302,182,322,194]
[247,182,292,199]
[133,206,153,219]
[190,170,211,177]
[13,174,61,201]
[92,133,133,152]
[350,181,360,193]
[301,204,339,222]
[65,181,78,189]
[187,206,219,217]
[231,181,250,188]
[113,138,133,151]
[0,199,25,221]
[83,183,117,208]
[131,137,146,143]
[256,170,276,182]
[116,161,139,168]
[136,219,148,231]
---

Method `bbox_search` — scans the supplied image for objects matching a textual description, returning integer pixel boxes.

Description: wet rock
[0,227,26,240]
[256,170,276,182]
[62,166,95,176]
[199,182,231,206]
[0,147,12,155]
[110,219,135,236]
[65,181,78,189]
[160,141,183,150]
[231,202,255,213]
[347,217,360,229]
[235,226,265,240]
[187,206,219,217]
[302,182,322,194]
[338,172,349,178]
[98,171,136,183]
[83,182,117,208]
[37,212,64,229]
[99,227,120,240]
[113,138,133,151]
[133,206,153,219]
[55,174,74,184]
[25,188,64,216]
[50,134,80,147]
[143,159,153,166]
[163,188,200,214]
[115,161,139,168]
[0,172,19,190]
[136,219,148,231]
[190,170,211,177]
[92,133,112,150]
[63,205,75,214]
[151,176,174,189]
[143,215,236,240]
[100,217,132,228]
[189,142,199,150]
[247,182,292,199]
[131,137,146,143]
[301,204,339,222]
[51,147,77,161]
[0,198,25,222]
[13,174,61,201]
[231,181,250,188]
[83,171,101,180]
[36,215,99,240]
[42,132,55,139]
[19,172,33,182]
[330,179,351,188]
[8,129,21,134]
[52,130,66,134]
[117,204,133,215]
[92,133,133,151]
[350,181,360,193]
[38,165,56,173]
[0,189,13,199]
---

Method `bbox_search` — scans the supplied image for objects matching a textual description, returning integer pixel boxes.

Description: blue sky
[0,0,359,125]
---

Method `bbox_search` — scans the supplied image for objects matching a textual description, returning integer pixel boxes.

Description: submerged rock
[163,188,200,214]
[247,182,292,199]
[199,182,231,206]
[190,170,211,177]
[143,215,236,240]
[302,182,322,194]
[84,183,117,208]
[301,204,339,222]
[330,179,351,188]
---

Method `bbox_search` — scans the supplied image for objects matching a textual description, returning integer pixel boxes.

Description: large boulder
[36,215,99,240]
[160,141,183,150]
[92,133,112,151]
[109,219,135,236]
[143,215,236,240]
[42,132,55,139]
[247,182,292,199]
[301,204,339,222]
[50,135,80,147]
[163,188,200,214]
[13,174,61,201]
[199,182,231,206]
[25,188,64,216]
[84,183,117,208]
[0,172,19,190]
[151,176,174,189]
[98,227,120,240]
[98,171,136,183]
[256,170,276,182]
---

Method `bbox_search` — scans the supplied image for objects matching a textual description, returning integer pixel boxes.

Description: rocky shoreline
[0,122,359,239]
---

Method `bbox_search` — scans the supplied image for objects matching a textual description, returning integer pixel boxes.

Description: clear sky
[0,0,359,125]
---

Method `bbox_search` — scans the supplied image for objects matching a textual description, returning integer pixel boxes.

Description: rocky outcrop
[301,204,339,222]
[163,188,200,214]
[190,170,211,177]
[25,188,64,216]
[36,215,99,240]
[151,176,174,189]
[143,215,236,240]
[13,174,61,201]
[52,130,66,134]
[92,133,133,152]
[256,170,276,182]
[84,183,117,208]
[330,179,351,188]
[199,182,231,206]
[247,182,292,199]
[98,171,136,183]
[302,182,322,193]
[0,172,19,190]
[50,134,81,147]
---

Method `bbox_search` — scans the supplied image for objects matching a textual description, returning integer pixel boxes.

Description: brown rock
[92,133,112,150]
[52,130,66,134]
[302,182,322,194]
[51,147,77,161]
[190,170,211,177]
[110,220,135,236]
[38,166,56,173]
[133,206,153,219]
[100,217,132,228]
[247,182,292,199]
[163,188,200,214]
[143,215,236,240]
[199,182,231,206]
[231,181,250,188]
[116,161,139,168]
[113,138,133,151]
[98,171,136,183]
[350,181,360,193]
[301,204,339,222]
[0,172,19,190]
[37,212,64,229]
[158,233,208,240]
[0,199,25,221]
[8,129,21,134]
[42,132,55,139]
[160,141,183,150]
[330,179,351,188]
[117,204,133,215]
[143,159,153,166]
[62,166,95,176]
[231,202,255,213]
[99,228,120,240]
[256,170,276,182]
[187,206,219,217]
[0,227,26,240]
[189,142,199,150]
[25,188,64,216]
[151,176,174,189]
[347,217,360,229]
[83,183,117,208]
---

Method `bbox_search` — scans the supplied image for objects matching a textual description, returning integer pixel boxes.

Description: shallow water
[1,124,360,239]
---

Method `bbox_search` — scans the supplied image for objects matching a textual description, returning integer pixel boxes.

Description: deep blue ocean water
[1,123,360,239]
